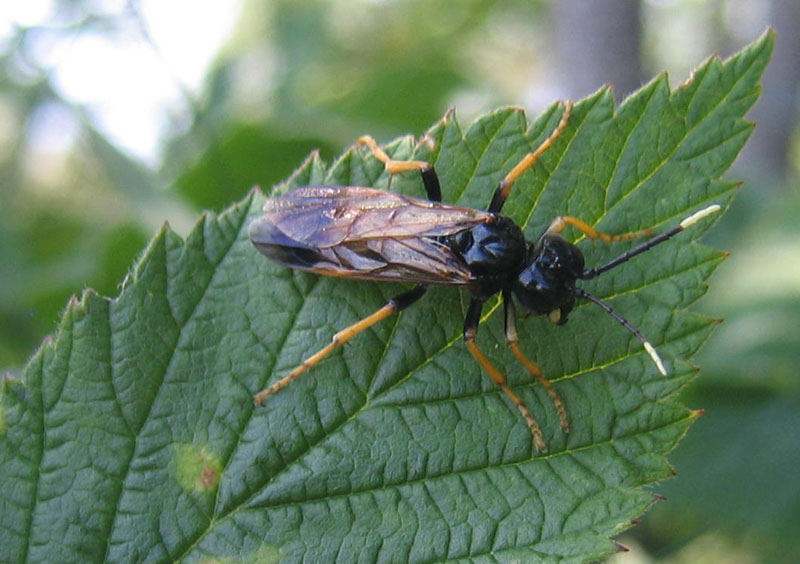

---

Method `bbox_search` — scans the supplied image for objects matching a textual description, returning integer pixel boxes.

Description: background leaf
[0,33,771,563]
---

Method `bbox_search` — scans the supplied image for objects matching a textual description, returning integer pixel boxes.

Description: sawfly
[249,101,720,452]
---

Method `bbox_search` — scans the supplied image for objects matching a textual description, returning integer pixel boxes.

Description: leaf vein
[599,51,758,223]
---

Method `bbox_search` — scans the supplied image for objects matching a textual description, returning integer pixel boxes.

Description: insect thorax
[445,215,527,299]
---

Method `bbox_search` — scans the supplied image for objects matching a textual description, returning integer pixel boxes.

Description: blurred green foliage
[1,1,796,563]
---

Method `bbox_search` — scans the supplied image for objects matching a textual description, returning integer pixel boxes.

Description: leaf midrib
[101,207,252,562]
[596,51,758,230]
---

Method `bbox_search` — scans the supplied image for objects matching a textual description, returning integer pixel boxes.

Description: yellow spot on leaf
[197,545,281,564]
[173,444,222,494]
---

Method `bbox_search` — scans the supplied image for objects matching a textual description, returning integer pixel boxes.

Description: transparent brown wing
[249,186,492,285]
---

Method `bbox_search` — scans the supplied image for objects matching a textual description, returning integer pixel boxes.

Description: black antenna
[574,287,667,375]
[576,204,721,375]
[582,205,720,280]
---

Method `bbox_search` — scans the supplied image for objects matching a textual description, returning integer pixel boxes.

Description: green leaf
[0,31,772,563]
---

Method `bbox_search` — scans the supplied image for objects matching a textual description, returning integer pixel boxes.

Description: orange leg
[503,294,568,433]
[358,135,431,174]
[357,135,441,201]
[464,298,547,452]
[546,215,652,242]
[254,285,426,406]
[489,101,573,213]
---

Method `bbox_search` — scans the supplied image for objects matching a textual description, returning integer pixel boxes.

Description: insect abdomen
[249,216,325,270]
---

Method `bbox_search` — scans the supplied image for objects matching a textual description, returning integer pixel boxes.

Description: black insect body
[249,102,720,452]
[444,215,526,299]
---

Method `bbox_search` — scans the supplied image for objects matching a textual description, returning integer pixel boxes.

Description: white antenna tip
[643,342,668,376]
[680,204,721,230]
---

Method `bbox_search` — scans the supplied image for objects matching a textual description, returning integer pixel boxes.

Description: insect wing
[249,186,491,284]
[259,186,490,245]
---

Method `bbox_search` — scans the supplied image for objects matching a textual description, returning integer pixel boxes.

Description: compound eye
[542,246,558,267]
[542,235,584,277]
[545,248,564,270]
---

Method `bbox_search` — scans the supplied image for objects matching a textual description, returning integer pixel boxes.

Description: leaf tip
[594,84,620,106]
[754,26,776,53]
[280,149,326,191]
[441,106,456,124]
[1,370,27,410]
[613,540,630,553]
[157,220,173,239]
[63,293,84,318]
